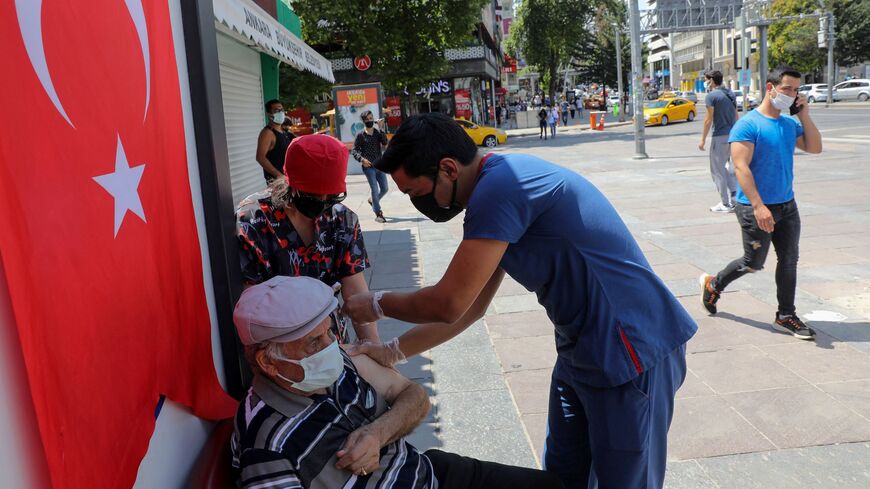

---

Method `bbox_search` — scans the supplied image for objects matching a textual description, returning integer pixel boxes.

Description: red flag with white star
[0,1,237,487]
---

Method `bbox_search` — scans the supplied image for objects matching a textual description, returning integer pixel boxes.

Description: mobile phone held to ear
[789,98,803,115]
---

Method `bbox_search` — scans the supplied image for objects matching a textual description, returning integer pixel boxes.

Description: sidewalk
[345,119,870,487]
[505,111,631,138]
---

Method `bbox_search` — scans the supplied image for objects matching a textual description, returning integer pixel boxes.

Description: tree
[768,0,870,77]
[290,0,489,91]
[279,64,333,109]
[506,0,593,103]
[569,0,632,91]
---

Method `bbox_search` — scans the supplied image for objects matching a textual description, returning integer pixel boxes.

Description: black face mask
[292,192,345,219]
[364,121,375,128]
[410,173,463,223]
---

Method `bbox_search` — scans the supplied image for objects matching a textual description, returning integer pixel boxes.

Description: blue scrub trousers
[544,344,687,489]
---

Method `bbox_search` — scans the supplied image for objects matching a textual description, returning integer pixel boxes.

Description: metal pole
[740,11,748,113]
[826,13,835,109]
[614,24,625,122]
[628,0,647,159]
[759,24,768,101]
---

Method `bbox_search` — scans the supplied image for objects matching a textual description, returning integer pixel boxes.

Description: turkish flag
[0,1,237,487]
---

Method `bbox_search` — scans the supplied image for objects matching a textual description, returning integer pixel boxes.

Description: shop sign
[385,96,403,128]
[332,83,383,143]
[416,79,452,96]
[454,88,472,120]
[354,55,372,71]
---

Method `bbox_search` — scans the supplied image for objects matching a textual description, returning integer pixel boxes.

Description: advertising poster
[385,96,403,129]
[455,88,472,120]
[332,83,383,143]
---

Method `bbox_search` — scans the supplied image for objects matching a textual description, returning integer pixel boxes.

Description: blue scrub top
[464,154,697,387]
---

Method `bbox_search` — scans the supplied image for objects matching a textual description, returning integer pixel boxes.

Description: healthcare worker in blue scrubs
[343,113,697,489]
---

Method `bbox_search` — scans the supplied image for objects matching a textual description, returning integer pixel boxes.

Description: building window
[718,30,724,57]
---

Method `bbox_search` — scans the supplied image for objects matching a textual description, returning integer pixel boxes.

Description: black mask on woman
[364,121,375,128]
[291,192,344,219]
[410,173,463,222]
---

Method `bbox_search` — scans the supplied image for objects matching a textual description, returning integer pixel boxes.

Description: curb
[505,121,635,139]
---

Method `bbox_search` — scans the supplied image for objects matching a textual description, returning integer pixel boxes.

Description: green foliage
[290,0,488,91]
[768,0,870,75]
[278,63,333,108]
[569,0,633,90]
[506,0,593,101]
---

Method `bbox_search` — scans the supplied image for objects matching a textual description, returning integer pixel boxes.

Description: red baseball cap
[284,134,348,195]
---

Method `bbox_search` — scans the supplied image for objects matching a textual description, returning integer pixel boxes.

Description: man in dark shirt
[699,71,738,213]
[352,110,389,223]
[256,99,295,182]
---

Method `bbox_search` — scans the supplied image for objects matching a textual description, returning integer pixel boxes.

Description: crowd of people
[226,63,822,489]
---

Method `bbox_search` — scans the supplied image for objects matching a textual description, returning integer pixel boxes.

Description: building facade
[672,31,712,93]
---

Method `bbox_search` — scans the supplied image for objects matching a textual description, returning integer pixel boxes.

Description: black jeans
[425,449,564,489]
[540,120,548,138]
[713,200,801,315]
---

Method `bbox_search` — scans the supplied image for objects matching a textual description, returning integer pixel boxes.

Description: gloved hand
[346,338,407,367]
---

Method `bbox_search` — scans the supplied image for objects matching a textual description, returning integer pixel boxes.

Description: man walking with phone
[700,66,823,339]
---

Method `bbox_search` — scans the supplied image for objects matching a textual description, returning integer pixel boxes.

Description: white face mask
[704,80,712,90]
[769,89,795,112]
[271,111,286,124]
[274,340,344,392]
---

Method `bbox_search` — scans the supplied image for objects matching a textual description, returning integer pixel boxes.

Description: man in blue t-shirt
[698,70,739,212]
[342,113,697,489]
[700,66,823,339]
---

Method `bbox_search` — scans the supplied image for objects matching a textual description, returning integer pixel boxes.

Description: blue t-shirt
[464,154,697,387]
[729,109,804,205]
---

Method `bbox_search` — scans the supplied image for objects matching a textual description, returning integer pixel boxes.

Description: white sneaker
[710,203,735,213]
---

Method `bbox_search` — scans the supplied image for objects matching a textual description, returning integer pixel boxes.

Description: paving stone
[725,386,870,449]
[505,369,551,415]
[663,460,716,489]
[760,340,870,384]
[521,413,548,466]
[429,345,506,394]
[668,395,775,459]
[676,369,716,399]
[492,336,557,373]
[484,310,553,339]
[817,379,870,419]
[491,293,545,314]
[687,345,808,394]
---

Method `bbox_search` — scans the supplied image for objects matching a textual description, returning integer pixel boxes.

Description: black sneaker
[375,211,386,223]
[699,273,721,314]
[772,315,816,340]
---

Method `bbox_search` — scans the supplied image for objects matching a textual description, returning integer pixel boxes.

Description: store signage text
[417,79,452,96]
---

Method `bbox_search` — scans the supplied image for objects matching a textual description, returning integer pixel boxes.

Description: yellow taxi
[643,98,696,126]
[454,118,508,147]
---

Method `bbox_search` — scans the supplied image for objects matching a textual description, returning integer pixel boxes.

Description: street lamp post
[614,23,625,122]
[628,0,647,159]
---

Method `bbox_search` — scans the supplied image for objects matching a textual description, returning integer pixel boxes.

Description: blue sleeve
[728,117,756,144]
[705,92,716,108]
[794,119,805,139]
[463,169,533,244]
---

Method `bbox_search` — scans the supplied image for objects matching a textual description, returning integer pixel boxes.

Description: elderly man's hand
[341,292,382,324]
[335,425,381,476]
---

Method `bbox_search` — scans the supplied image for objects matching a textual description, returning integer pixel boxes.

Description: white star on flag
[93,136,147,237]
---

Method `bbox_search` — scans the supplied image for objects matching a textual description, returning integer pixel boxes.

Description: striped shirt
[231,351,437,489]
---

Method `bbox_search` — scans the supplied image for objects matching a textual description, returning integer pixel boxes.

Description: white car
[798,84,840,103]
[733,90,758,111]
[607,94,621,107]
[833,79,870,101]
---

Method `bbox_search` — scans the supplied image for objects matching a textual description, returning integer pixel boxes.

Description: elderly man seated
[231,275,563,489]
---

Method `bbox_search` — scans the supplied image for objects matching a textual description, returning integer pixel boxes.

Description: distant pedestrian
[575,97,584,118]
[352,110,389,223]
[700,66,823,340]
[496,105,503,127]
[533,94,542,108]
[569,99,576,119]
[698,70,739,213]
[560,99,570,126]
[548,106,559,137]
[538,106,549,140]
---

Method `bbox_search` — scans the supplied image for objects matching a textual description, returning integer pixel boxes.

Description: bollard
[589,113,596,130]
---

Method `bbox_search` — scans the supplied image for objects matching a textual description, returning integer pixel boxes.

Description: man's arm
[732,140,775,233]
[340,272,380,343]
[699,105,714,150]
[255,129,282,178]
[349,268,506,366]
[335,353,430,473]
[794,95,822,154]
[346,239,508,325]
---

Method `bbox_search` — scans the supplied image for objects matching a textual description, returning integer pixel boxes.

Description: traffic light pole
[614,24,626,123]
[825,13,835,109]
[759,25,768,101]
[628,0,647,159]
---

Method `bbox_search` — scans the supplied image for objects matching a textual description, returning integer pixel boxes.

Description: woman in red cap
[236,134,379,343]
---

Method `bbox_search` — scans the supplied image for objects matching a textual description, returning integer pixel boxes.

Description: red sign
[454,89,472,120]
[385,96,402,128]
[288,106,313,135]
[354,55,372,71]
[0,1,236,487]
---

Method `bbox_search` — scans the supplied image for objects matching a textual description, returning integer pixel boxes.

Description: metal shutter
[218,62,266,206]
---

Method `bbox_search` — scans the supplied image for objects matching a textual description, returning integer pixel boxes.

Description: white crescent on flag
[14,0,151,126]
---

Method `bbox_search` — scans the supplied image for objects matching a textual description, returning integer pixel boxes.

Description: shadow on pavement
[716,312,870,350]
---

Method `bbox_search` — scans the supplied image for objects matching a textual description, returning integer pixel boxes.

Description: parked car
[454,118,507,147]
[833,79,870,101]
[733,90,758,111]
[607,94,621,107]
[798,84,841,103]
[643,98,696,126]
[674,91,699,103]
